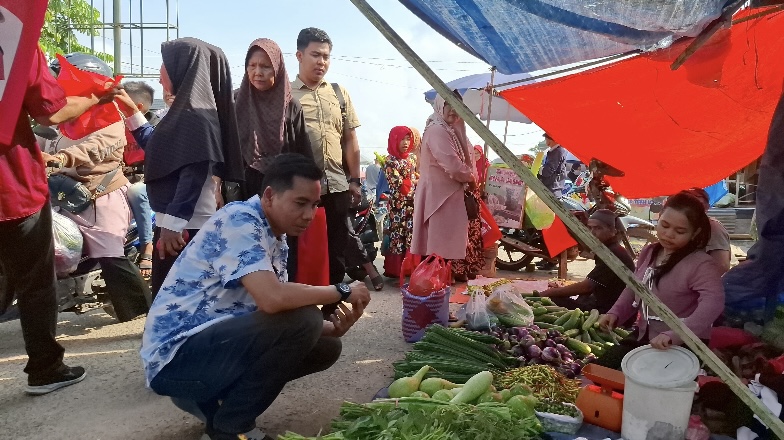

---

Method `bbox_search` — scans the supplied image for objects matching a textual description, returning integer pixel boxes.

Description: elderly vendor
[539,209,635,313]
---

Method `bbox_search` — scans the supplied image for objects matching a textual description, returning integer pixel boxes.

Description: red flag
[542,217,578,258]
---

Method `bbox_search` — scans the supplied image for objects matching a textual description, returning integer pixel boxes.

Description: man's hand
[346,281,371,316]
[325,303,362,337]
[157,227,187,259]
[114,89,140,117]
[349,182,362,207]
[649,334,673,350]
[96,85,124,105]
[539,288,557,298]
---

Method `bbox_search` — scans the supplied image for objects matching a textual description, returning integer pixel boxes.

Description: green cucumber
[565,337,592,355]
[536,322,565,332]
[564,329,580,338]
[553,311,573,327]
[562,310,582,330]
[532,306,549,316]
[540,297,556,306]
[587,327,607,344]
[614,327,631,338]
[582,309,600,331]
[536,314,560,324]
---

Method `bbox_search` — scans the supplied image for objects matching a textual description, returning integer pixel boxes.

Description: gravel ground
[0,241,751,439]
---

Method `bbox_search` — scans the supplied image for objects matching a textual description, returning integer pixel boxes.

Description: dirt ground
[0,243,752,439]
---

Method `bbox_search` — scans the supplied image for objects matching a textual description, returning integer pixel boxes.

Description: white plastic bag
[466,293,491,331]
[52,209,83,277]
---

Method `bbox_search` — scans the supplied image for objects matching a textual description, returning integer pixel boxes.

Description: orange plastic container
[576,363,625,432]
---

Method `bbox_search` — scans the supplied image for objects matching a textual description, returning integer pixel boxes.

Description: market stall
[281,274,784,439]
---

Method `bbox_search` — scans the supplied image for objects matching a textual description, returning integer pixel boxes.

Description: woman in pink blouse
[597,192,725,369]
[411,92,482,281]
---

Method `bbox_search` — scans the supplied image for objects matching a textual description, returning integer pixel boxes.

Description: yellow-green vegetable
[510,384,534,397]
[499,389,512,402]
[409,391,430,398]
[389,365,431,398]
[419,377,459,396]
[507,395,537,418]
[450,371,494,404]
[432,388,459,401]
[477,390,496,404]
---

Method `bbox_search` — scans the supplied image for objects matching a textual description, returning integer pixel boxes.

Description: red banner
[0,0,48,145]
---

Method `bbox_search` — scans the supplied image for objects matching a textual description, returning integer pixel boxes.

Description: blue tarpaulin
[399,0,731,74]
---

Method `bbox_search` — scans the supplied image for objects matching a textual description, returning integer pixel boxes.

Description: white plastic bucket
[621,345,700,440]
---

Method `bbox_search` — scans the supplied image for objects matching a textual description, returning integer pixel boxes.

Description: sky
[79,0,546,161]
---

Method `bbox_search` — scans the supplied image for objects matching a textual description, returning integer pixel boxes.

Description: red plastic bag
[296,207,329,286]
[768,355,784,375]
[480,200,502,249]
[399,252,422,288]
[55,54,123,140]
[408,254,451,296]
[123,129,145,166]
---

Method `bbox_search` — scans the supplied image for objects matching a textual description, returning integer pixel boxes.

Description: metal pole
[113,0,121,75]
[140,0,144,76]
[346,0,784,435]
[90,0,95,53]
[166,0,170,41]
[503,118,510,146]
[483,66,496,161]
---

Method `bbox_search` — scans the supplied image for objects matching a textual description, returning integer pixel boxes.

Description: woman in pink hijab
[411,93,483,281]
[383,126,418,278]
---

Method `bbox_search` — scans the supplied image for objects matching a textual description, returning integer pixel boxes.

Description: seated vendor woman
[140,154,371,440]
[595,193,725,370]
[539,209,634,314]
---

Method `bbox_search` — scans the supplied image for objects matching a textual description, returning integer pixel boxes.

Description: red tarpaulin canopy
[501,10,784,198]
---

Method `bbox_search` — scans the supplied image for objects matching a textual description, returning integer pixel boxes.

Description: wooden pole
[347,0,784,435]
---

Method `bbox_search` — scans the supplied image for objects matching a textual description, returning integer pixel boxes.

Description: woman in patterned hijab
[235,38,312,200]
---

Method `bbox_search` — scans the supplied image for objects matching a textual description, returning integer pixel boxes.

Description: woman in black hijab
[120,37,244,299]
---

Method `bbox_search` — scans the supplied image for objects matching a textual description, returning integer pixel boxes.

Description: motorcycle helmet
[49,53,113,78]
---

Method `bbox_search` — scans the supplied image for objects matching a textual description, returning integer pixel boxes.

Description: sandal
[139,253,152,279]
[370,274,385,291]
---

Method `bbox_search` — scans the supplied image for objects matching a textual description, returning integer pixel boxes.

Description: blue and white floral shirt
[140,195,288,386]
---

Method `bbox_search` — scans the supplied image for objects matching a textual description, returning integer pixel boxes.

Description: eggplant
[526,345,543,359]
[555,344,570,355]
[584,353,598,364]
[511,345,526,357]
[519,335,536,348]
[544,339,557,348]
[541,347,562,363]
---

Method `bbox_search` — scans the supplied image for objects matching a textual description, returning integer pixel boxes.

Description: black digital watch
[334,283,352,302]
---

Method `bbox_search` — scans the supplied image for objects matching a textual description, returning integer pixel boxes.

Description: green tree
[40,0,112,62]
[529,140,548,154]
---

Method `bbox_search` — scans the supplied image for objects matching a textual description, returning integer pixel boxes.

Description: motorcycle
[345,188,384,282]
[496,158,656,271]
[0,208,154,324]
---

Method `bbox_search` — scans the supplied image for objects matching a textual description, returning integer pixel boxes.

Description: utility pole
[113,0,121,74]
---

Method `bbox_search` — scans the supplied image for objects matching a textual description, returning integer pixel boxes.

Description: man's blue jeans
[126,182,153,246]
[149,306,341,435]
